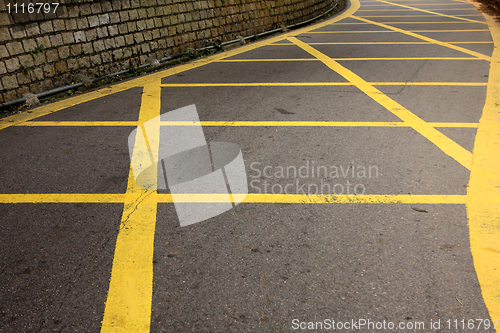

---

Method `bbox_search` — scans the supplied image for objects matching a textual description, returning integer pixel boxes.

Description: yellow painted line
[156,193,468,204]
[219,57,481,61]
[357,8,480,11]
[0,193,469,204]
[0,193,127,203]
[289,36,473,170]
[357,14,484,17]
[333,21,488,24]
[272,42,492,45]
[158,82,487,87]
[101,82,161,333]
[13,121,479,128]
[375,0,486,23]
[308,29,489,33]
[467,0,500,326]
[353,16,491,61]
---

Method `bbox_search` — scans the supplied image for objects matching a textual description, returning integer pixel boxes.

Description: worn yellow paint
[0,193,469,205]
[467,0,500,327]
[358,14,484,17]
[272,42,493,45]
[219,57,481,61]
[353,16,491,61]
[0,193,127,203]
[309,29,489,33]
[158,82,486,87]
[289,36,473,169]
[357,8,479,11]
[100,82,161,333]
[14,120,479,128]
[375,0,486,23]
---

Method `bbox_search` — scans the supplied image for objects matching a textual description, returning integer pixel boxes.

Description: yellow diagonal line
[352,16,491,61]
[101,81,161,333]
[288,37,472,170]
[375,0,487,23]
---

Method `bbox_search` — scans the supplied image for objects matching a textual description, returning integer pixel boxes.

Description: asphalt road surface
[1,0,500,332]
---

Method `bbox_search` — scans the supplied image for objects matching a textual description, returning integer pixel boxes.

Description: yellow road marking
[333,21,488,24]
[218,57,481,61]
[352,16,491,61]
[357,14,484,17]
[0,193,469,205]
[158,82,487,87]
[308,29,489,33]
[14,121,479,127]
[272,42,492,45]
[101,82,161,333]
[467,0,500,325]
[289,36,473,170]
[357,8,480,11]
[375,0,485,23]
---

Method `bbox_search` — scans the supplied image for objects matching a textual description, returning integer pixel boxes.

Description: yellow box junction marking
[352,16,491,61]
[467,0,500,326]
[288,36,473,170]
[100,82,161,333]
[375,0,487,23]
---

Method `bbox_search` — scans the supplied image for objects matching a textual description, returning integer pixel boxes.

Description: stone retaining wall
[0,0,336,104]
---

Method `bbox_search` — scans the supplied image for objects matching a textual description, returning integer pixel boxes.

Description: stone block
[45,49,59,63]
[138,9,147,19]
[128,9,138,21]
[43,64,56,77]
[82,43,94,54]
[120,11,130,22]
[0,45,8,58]
[109,12,120,24]
[58,46,70,59]
[10,26,26,39]
[93,40,105,52]
[33,53,46,66]
[19,54,34,68]
[78,56,91,68]
[2,75,18,90]
[115,36,126,47]
[49,34,63,47]
[39,21,54,34]
[74,31,86,43]
[108,25,118,36]
[5,58,21,72]
[65,19,78,30]
[99,14,110,25]
[143,31,152,40]
[55,61,67,73]
[62,32,76,44]
[67,58,79,70]
[105,38,116,49]
[91,2,102,14]
[88,15,100,28]
[118,23,128,34]
[134,32,144,43]
[111,0,122,11]
[77,18,89,30]
[0,27,11,42]
[137,21,146,31]
[53,19,66,32]
[97,27,110,38]
[6,42,23,56]
[86,29,98,41]
[125,34,135,45]
[22,39,37,53]
[101,1,113,12]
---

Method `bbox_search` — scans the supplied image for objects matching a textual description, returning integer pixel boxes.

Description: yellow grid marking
[272,41,492,45]
[333,21,488,24]
[308,29,489,33]
[0,193,468,205]
[157,82,487,87]
[218,57,482,61]
[14,121,480,127]
[101,82,161,333]
[289,36,473,169]
[357,8,481,11]
[357,14,485,16]
[352,16,491,61]
[374,0,486,23]
[467,0,500,324]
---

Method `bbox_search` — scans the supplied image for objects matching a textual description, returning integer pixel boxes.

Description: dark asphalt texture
[0,0,497,332]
